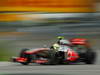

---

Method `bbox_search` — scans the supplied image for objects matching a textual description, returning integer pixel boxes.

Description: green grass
[0,48,13,61]
[0,40,14,61]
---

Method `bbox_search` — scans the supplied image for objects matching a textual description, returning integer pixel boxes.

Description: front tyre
[20,48,29,57]
[20,62,29,65]
[42,50,59,65]
[20,48,31,65]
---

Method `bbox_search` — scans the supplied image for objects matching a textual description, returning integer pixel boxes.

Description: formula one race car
[12,38,96,65]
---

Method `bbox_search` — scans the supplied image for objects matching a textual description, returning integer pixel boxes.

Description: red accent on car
[16,57,27,62]
[24,48,49,54]
[70,38,88,45]
[67,50,79,61]
[33,60,48,63]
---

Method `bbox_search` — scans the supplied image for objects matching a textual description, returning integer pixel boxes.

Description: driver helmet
[57,36,64,40]
[52,43,60,50]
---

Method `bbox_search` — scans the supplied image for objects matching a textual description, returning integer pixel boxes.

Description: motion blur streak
[0,0,96,12]
[0,0,100,62]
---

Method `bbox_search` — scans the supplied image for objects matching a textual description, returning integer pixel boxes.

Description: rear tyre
[84,51,96,64]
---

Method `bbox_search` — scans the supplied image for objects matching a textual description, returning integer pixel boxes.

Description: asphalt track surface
[0,50,100,75]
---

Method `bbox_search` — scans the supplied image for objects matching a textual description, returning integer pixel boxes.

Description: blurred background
[0,0,100,61]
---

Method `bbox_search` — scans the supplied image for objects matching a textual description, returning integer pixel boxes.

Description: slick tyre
[20,48,31,65]
[84,51,96,64]
[42,50,59,65]
[20,48,29,57]
[20,62,29,65]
